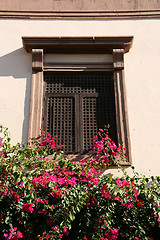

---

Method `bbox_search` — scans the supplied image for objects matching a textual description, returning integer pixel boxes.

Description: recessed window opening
[22,36,133,162]
[43,72,117,154]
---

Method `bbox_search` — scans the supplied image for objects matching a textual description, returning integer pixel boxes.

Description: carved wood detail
[32,49,43,71]
[113,49,124,70]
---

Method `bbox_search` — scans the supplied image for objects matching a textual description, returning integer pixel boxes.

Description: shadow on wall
[0,48,32,143]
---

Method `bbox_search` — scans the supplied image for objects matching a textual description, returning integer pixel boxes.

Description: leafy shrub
[0,126,160,240]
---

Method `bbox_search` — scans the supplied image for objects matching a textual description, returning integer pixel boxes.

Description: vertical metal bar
[67,98,70,152]
[56,98,59,142]
[63,98,66,150]
[70,98,73,152]
[42,94,47,133]
[75,94,80,153]
[89,98,92,149]
[59,97,62,146]
[52,98,55,138]
[49,98,52,134]
[79,95,83,154]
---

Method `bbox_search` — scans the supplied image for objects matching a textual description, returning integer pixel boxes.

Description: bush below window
[0,126,160,240]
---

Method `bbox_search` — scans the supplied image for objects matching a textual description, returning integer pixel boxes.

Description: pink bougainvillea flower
[3,228,23,239]
[16,231,23,238]
[38,209,47,214]
[51,143,55,149]
[136,199,144,207]
[20,181,23,189]
[11,193,20,202]
[112,196,120,201]
[47,133,51,138]
[86,197,96,207]
[3,233,8,239]
[126,200,134,209]
[42,198,48,204]
[116,178,129,188]
[104,220,108,226]
[52,226,59,231]
[105,228,119,239]
[80,170,86,176]
[63,226,69,236]
[100,185,111,199]
[50,186,62,199]
[33,163,37,168]
[93,135,98,142]
[124,192,129,197]
[133,186,139,198]
[35,198,41,204]
[92,178,99,185]
[22,202,34,213]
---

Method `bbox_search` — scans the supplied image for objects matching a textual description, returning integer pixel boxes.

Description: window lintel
[22,36,133,54]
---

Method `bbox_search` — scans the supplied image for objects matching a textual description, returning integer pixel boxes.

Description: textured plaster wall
[1,0,160,11]
[0,19,160,176]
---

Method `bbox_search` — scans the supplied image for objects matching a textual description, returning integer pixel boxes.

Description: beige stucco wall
[1,0,160,11]
[0,18,160,176]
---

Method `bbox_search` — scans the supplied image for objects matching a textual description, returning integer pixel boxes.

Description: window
[43,73,117,153]
[22,36,133,162]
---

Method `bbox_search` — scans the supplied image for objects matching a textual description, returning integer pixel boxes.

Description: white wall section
[0,19,160,175]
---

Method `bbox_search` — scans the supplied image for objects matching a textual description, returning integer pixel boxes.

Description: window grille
[44,73,117,153]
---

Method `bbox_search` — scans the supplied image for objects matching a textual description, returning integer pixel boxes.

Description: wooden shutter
[44,73,117,153]
[46,94,75,152]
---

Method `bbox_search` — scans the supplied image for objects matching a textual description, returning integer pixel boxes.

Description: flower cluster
[39,132,62,151]
[3,228,23,240]
[100,185,111,199]
[22,203,34,213]
[88,126,127,167]
[100,228,119,240]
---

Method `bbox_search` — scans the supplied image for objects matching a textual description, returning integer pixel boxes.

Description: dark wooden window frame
[22,36,133,163]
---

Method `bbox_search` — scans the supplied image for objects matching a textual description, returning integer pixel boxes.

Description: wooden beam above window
[43,62,113,72]
[22,36,133,54]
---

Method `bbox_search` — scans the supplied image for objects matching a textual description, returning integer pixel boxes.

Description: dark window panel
[44,73,117,153]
